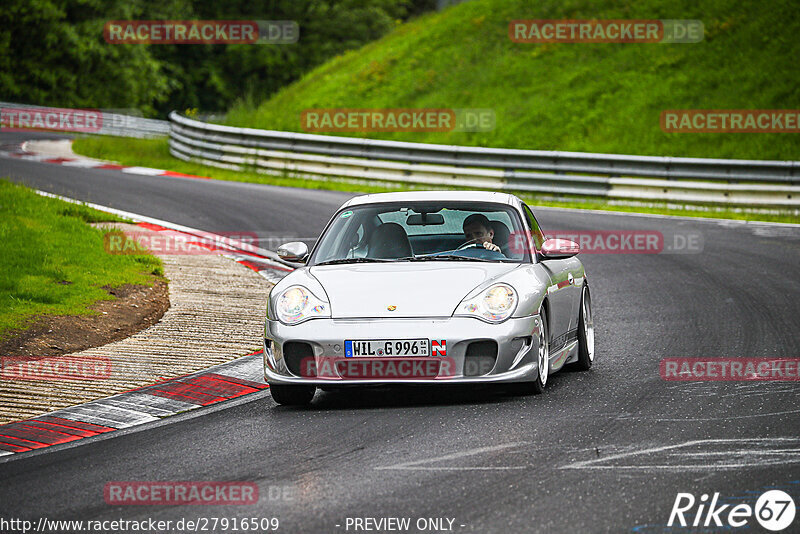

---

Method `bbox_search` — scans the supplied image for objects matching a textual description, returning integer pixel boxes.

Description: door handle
[568,272,574,285]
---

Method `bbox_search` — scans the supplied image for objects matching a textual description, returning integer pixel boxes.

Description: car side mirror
[540,238,580,259]
[277,241,309,263]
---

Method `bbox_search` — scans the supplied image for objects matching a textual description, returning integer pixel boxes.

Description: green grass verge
[0,179,164,341]
[224,0,800,161]
[72,135,800,224]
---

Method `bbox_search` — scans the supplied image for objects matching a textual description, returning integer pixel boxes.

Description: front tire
[270,384,316,406]
[569,286,594,371]
[511,308,549,395]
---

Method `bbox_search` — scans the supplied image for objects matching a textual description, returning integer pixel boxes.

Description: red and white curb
[0,350,266,458]
[0,140,208,180]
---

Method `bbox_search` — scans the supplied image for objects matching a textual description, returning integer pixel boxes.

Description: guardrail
[168,112,800,207]
[1,102,169,138]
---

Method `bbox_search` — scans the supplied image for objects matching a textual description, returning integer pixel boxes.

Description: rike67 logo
[669,490,796,531]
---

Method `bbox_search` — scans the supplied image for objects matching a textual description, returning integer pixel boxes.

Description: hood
[309,263,517,318]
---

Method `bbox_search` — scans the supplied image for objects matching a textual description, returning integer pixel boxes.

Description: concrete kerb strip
[0,350,268,461]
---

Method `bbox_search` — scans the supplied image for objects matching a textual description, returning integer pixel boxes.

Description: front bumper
[264,315,542,386]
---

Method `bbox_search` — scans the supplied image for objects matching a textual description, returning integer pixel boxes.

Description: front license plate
[345,339,429,357]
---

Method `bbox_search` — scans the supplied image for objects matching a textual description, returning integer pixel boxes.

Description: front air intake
[464,340,497,376]
[283,341,315,377]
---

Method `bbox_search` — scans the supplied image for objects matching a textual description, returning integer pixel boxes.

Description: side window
[522,204,545,251]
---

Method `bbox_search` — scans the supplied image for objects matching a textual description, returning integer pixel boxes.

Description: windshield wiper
[314,257,393,266]
[398,254,493,262]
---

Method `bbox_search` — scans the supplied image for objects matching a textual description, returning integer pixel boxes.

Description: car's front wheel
[270,384,316,406]
[511,308,549,395]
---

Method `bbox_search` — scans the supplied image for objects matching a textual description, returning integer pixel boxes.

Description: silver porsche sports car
[264,191,594,405]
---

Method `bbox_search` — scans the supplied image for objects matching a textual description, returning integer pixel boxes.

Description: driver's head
[463,214,494,246]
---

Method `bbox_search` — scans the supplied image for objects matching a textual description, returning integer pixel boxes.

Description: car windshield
[310,201,531,265]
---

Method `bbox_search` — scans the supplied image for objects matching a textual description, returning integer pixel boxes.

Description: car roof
[341,190,521,208]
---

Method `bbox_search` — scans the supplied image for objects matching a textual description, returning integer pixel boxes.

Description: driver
[462,214,501,252]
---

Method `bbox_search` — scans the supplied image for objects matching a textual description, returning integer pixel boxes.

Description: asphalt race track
[2,131,800,532]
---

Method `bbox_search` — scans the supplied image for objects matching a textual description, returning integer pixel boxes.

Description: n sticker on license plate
[345,339,430,357]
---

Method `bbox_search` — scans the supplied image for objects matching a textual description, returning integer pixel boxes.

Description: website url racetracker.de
[0,516,280,533]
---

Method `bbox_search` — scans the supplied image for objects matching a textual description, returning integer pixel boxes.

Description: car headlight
[455,283,517,323]
[275,285,330,325]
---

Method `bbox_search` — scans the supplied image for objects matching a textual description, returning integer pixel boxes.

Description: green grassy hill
[225,0,800,160]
